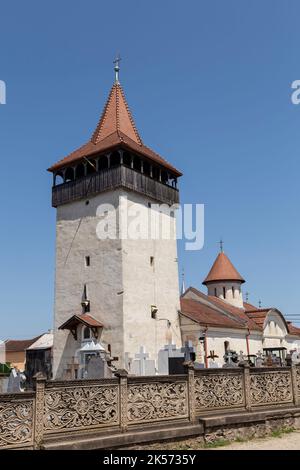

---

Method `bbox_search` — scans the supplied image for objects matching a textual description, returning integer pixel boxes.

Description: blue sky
[1,0,300,338]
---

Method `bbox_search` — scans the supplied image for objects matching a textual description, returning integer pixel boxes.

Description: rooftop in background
[5,336,42,352]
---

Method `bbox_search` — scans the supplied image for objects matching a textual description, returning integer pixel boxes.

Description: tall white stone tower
[49,66,182,379]
[202,250,245,309]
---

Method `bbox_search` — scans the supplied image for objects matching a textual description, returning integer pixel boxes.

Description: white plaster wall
[53,190,124,378]
[121,191,181,368]
[180,316,263,366]
[207,281,244,309]
[53,188,181,378]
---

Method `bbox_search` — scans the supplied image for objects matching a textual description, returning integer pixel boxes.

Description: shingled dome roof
[203,252,245,285]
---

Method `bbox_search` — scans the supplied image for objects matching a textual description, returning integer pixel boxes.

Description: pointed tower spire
[91,80,143,145]
[181,268,186,295]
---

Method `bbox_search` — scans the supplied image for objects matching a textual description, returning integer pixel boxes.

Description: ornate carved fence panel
[43,379,120,435]
[194,370,245,412]
[127,377,189,425]
[0,393,35,449]
[250,369,293,406]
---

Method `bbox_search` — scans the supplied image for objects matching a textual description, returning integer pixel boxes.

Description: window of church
[150,256,154,267]
[214,288,217,297]
[223,287,226,299]
[85,256,90,267]
[232,286,235,298]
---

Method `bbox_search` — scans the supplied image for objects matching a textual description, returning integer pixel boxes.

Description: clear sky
[1,0,300,339]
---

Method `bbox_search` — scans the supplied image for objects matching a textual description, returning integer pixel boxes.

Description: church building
[180,249,300,366]
[48,61,300,378]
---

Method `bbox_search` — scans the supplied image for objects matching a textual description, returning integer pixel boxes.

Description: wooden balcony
[52,165,180,207]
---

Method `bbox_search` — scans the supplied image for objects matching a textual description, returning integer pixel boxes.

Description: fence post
[185,361,196,423]
[242,364,252,411]
[33,372,46,449]
[115,369,128,432]
[291,365,299,406]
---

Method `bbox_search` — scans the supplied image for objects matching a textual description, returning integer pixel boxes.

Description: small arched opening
[83,326,91,340]
[54,171,64,186]
[123,151,132,167]
[86,158,97,175]
[98,155,109,171]
[76,163,86,179]
[110,151,121,167]
[143,160,151,176]
[161,170,169,185]
[152,166,160,181]
[133,155,141,172]
[65,167,75,183]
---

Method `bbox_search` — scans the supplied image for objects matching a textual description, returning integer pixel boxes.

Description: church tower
[202,249,245,309]
[48,62,182,378]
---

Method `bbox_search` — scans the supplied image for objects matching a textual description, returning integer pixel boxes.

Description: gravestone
[256,351,264,367]
[223,350,238,368]
[168,357,186,375]
[86,355,105,379]
[131,346,156,376]
[158,344,184,375]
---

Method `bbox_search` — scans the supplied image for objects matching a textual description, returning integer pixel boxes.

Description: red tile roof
[185,287,261,331]
[203,252,245,285]
[48,83,182,177]
[180,297,246,330]
[5,336,42,353]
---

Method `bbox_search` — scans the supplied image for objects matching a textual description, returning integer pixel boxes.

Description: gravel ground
[215,430,300,450]
[127,430,300,450]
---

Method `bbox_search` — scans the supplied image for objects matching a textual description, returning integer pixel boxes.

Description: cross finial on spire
[258,299,262,309]
[113,53,121,83]
[219,238,224,253]
[245,292,249,302]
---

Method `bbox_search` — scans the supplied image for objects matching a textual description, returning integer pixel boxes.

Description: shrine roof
[58,314,103,331]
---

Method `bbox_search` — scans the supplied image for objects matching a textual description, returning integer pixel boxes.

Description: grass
[270,427,295,438]
[204,439,231,448]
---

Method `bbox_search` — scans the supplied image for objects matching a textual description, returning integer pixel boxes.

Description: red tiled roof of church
[203,252,245,285]
[48,83,182,176]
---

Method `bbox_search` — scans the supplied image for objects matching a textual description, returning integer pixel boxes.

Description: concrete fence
[0,364,299,449]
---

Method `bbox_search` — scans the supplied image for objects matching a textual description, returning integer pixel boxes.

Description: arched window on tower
[223,286,226,299]
[214,288,217,297]
[98,155,109,171]
[76,163,85,179]
[110,151,121,167]
[232,286,235,298]
[65,167,75,183]
[123,151,132,167]
[54,171,64,186]
[133,155,141,172]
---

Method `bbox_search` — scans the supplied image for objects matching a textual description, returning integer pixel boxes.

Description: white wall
[53,188,181,378]
[207,281,244,309]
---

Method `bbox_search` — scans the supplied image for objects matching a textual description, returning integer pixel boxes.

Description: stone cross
[135,346,149,376]
[181,341,194,362]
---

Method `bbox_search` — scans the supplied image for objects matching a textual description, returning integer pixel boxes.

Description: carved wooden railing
[0,365,300,449]
[52,165,179,207]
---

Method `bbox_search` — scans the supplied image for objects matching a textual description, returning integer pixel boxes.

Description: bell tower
[49,63,182,378]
